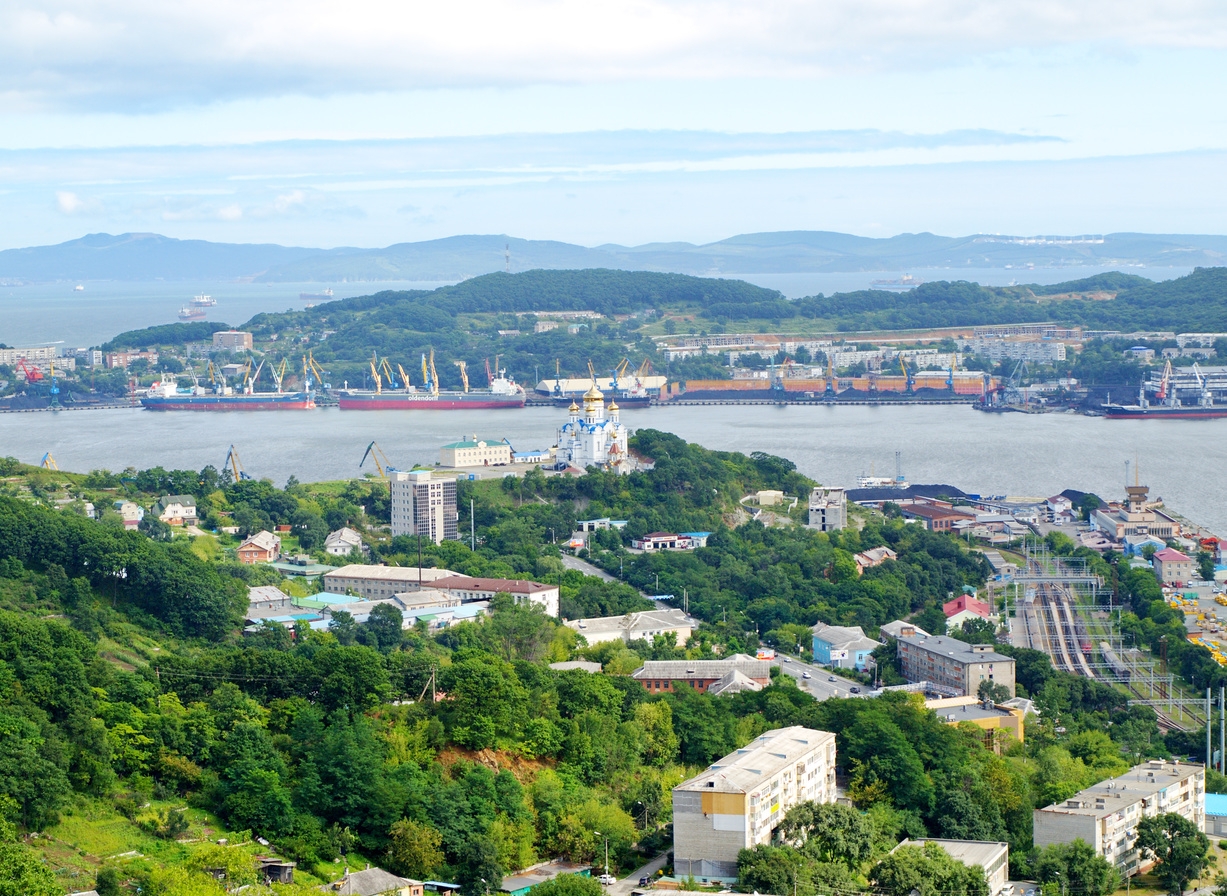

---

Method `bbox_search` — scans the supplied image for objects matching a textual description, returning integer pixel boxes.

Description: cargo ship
[1104,362,1227,419]
[178,306,207,321]
[300,288,335,300]
[141,379,314,411]
[338,352,526,410]
[191,294,216,307]
[1103,403,1227,420]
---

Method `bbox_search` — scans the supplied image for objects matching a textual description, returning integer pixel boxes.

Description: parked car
[640,878,651,887]
[849,686,861,693]
[599,874,617,886]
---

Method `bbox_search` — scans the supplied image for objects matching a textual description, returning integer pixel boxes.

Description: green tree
[1136,812,1210,896]
[1032,840,1118,896]
[1198,552,1216,582]
[870,842,989,896]
[530,874,605,896]
[0,816,60,896]
[977,680,1011,704]
[779,802,873,868]
[387,818,444,879]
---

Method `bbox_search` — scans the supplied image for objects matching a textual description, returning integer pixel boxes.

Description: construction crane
[360,440,392,478]
[40,452,58,470]
[224,445,251,481]
[454,360,469,392]
[15,358,43,384]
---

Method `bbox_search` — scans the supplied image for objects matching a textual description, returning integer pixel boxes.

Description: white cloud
[4,1,1227,110]
[216,203,243,220]
[56,189,84,213]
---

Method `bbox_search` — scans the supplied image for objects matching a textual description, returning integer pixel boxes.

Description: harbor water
[3,403,1225,534]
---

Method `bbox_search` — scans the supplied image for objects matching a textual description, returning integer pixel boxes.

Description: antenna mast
[505,243,510,273]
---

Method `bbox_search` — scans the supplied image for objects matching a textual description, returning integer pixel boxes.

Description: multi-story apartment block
[1034,761,1205,876]
[808,487,846,532]
[673,726,838,881]
[390,470,458,543]
[897,633,1015,697]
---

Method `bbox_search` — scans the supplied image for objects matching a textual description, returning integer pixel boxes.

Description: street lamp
[594,830,609,875]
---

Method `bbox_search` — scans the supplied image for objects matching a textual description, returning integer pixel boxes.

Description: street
[606,851,671,896]
[770,654,865,700]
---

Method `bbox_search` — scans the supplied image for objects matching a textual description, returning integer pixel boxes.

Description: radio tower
[505,243,510,273]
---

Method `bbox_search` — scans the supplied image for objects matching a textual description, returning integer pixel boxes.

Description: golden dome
[568,401,579,412]
[608,400,619,411]
[584,383,604,400]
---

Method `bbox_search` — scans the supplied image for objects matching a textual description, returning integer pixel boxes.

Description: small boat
[73,284,84,291]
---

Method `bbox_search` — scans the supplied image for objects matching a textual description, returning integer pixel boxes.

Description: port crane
[15,358,43,384]
[825,353,836,397]
[360,441,392,479]
[40,452,58,470]
[1193,362,1214,406]
[420,349,439,396]
[946,354,957,391]
[224,445,251,481]
[397,363,412,391]
[269,358,289,394]
[378,357,399,389]
[587,360,600,387]
[454,360,469,392]
[48,360,61,409]
[899,356,916,394]
[611,358,631,392]
[369,355,384,394]
[304,352,328,391]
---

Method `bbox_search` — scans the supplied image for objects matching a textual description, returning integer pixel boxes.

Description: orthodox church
[557,384,630,472]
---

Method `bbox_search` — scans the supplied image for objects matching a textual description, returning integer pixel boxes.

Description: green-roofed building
[440,436,512,468]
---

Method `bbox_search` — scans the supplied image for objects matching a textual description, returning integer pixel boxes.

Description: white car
[599,875,617,886]
[782,656,791,663]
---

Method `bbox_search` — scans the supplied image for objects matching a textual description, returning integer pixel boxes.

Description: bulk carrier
[1104,361,1227,420]
[338,351,526,410]
[141,359,315,411]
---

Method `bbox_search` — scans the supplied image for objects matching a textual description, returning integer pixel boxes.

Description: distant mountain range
[3,230,1227,283]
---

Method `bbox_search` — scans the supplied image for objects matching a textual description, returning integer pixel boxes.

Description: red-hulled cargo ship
[339,366,526,410]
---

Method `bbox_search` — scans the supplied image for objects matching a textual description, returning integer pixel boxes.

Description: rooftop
[442,437,509,449]
[323,565,459,583]
[1155,548,1192,562]
[895,839,1007,868]
[433,575,554,594]
[632,653,772,681]
[811,621,881,652]
[899,633,1012,665]
[321,867,420,896]
[566,608,695,636]
[675,726,835,794]
[1036,760,1204,819]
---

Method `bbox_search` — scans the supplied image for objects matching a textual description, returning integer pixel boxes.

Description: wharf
[0,400,133,414]
[666,397,978,407]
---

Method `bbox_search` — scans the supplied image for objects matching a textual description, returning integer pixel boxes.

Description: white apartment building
[565,608,697,646]
[673,726,837,881]
[322,565,459,600]
[1034,760,1205,876]
[390,470,458,543]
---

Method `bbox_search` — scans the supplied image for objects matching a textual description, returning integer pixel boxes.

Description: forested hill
[715,267,1227,332]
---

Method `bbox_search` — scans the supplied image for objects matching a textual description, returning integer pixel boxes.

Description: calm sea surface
[3,403,1224,535]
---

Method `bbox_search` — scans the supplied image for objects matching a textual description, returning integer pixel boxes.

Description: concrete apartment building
[212,330,254,350]
[322,565,459,600]
[673,726,838,880]
[808,487,846,532]
[811,622,880,671]
[1034,760,1205,876]
[897,633,1015,697]
[390,470,458,543]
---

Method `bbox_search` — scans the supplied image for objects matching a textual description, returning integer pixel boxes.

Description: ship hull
[142,393,314,411]
[338,391,525,410]
[1104,404,1227,419]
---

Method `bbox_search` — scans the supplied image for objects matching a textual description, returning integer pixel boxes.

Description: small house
[154,495,198,526]
[238,530,282,564]
[324,527,367,557]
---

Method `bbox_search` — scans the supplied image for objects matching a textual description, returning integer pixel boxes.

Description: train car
[1099,641,1131,683]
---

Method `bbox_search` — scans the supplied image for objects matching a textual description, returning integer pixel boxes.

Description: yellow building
[926,696,1024,750]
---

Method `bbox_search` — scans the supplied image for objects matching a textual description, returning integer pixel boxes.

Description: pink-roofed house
[943,593,993,630]
[1153,548,1193,586]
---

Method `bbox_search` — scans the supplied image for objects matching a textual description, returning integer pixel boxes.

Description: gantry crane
[48,360,61,409]
[454,360,469,392]
[1193,362,1214,406]
[379,357,398,389]
[224,445,251,481]
[425,349,439,395]
[15,358,43,384]
[369,354,383,394]
[40,452,58,470]
[397,363,412,391]
[269,358,288,393]
[360,441,392,478]
[304,351,328,391]
[611,358,630,392]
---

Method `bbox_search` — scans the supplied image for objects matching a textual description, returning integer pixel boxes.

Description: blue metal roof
[1206,793,1227,816]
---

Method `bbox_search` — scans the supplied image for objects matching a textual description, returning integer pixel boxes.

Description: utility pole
[471,498,475,551]
[1220,685,1224,773]
[1208,688,1212,770]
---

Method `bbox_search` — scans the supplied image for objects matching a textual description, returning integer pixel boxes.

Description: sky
[5,1,1227,250]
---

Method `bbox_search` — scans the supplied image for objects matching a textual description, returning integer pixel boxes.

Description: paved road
[771,654,866,700]
[607,851,670,896]
[560,553,673,611]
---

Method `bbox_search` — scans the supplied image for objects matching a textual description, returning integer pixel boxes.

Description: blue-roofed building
[680,532,712,548]
[811,621,881,671]
[1206,793,1227,835]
